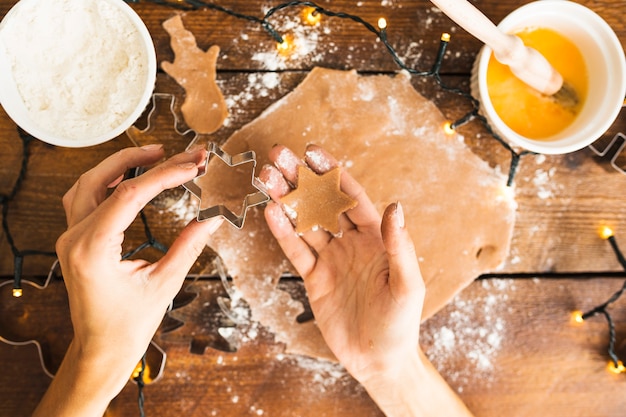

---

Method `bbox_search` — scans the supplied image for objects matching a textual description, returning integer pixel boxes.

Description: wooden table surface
[1,0,626,415]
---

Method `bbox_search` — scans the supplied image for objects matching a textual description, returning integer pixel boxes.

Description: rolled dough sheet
[198,67,517,359]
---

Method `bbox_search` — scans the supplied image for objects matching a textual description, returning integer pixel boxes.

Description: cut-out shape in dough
[200,67,517,360]
[161,14,228,134]
[280,166,357,234]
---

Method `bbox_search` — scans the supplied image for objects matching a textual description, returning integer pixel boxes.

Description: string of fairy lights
[125,0,532,186]
[572,226,626,374]
[0,0,624,415]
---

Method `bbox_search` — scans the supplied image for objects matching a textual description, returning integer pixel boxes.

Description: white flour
[0,0,149,141]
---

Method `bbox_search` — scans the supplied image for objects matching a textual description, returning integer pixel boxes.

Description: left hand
[55,145,222,392]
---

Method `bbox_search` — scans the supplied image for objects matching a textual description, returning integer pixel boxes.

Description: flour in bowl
[0,0,151,142]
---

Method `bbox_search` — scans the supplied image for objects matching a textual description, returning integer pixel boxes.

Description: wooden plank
[126,0,625,74]
[422,276,626,417]
[1,277,626,416]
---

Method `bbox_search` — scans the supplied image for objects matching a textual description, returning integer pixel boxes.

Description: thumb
[381,202,425,301]
[151,217,223,295]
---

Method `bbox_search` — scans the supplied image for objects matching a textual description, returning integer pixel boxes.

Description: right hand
[261,144,425,383]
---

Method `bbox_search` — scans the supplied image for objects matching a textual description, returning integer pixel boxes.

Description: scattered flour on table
[162,192,198,224]
[0,0,149,140]
[251,10,328,70]
[276,354,358,394]
[250,7,383,70]
[217,72,283,128]
[521,153,563,200]
[213,284,360,395]
[422,279,515,393]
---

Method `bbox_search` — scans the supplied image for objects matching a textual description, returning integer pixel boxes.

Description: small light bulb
[608,360,625,374]
[131,361,152,383]
[571,310,584,324]
[302,7,322,26]
[276,34,295,56]
[496,183,515,202]
[377,17,387,30]
[441,32,451,42]
[443,121,455,135]
[598,225,614,240]
[12,288,23,298]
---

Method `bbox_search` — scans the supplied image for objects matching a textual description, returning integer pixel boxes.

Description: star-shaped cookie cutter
[183,142,270,229]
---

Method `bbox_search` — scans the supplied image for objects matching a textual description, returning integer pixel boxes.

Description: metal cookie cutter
[0,260,167,382]
[589,132,626,174]
[183,142,269,229]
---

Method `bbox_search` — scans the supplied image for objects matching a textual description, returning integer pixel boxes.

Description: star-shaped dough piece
[280,166,358,234]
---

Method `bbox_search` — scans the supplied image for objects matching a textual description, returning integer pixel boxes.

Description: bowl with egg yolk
[471,0,625,154]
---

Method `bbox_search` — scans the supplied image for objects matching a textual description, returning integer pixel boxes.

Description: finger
[89,149,207,240]
[381,202,425,302]
[65,145,165,226]
[338,169,380,232]
[107,174,125,188]
[150,217,224,296]
[258,164,292,201]
[303,144,337,174]
[265,201,317,277]
[269,145,305,185]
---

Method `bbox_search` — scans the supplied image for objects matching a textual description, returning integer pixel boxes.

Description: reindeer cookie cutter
[183,142,270,229]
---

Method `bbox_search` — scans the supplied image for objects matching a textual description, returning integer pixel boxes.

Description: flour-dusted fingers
[258,163,292,201]
[88,148,207,246]
[269,144,305,185]
[63,145,165,227]
[265,201,317,278]
[303,144,338,174]
[259,163,333,252]
[267,145,335,249]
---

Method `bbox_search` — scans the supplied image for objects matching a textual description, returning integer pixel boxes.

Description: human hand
[260,144,425,383]
[35,145,222,416]
[261,145,473,417]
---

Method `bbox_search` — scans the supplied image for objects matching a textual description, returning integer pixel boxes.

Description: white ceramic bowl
[471,0,626,154]
[0,0,156,147]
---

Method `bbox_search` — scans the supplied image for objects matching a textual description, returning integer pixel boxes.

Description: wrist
[33,339,135,416]
[357,349,473,417]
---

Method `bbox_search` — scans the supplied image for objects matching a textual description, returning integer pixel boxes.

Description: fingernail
[141,144,163,151]
[396,201,405,229]
[178,161,197,170]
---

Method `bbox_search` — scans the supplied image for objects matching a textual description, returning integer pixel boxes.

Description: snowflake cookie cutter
[183,142,270,229]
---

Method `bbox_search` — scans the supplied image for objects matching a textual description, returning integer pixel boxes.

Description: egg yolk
[486,27,588,140]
